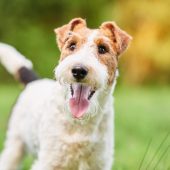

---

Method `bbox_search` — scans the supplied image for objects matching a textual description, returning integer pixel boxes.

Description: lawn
[0,84,170,170]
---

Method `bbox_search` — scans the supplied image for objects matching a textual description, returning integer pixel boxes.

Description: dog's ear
[54,18,87,50]
[100,22,132,57]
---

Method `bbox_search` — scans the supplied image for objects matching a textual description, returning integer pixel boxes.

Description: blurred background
[0,0,170,169]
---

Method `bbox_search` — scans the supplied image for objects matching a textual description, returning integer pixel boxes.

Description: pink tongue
[69,84,90,118]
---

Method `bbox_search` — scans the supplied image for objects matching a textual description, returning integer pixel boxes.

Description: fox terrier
[0,18,131,170]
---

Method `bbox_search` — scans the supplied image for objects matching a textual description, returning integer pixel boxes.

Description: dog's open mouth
[69,84,95,119]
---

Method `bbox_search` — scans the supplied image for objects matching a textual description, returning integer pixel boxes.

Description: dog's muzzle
[68,65,96,119]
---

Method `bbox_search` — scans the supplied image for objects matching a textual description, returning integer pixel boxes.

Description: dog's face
[54,18,132,119]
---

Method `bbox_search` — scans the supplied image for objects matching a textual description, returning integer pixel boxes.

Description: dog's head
[54,18,132,120]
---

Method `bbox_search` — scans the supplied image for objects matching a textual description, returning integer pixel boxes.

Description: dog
[0,18,132,170]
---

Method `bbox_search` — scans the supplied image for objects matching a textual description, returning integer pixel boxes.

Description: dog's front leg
[0,136,24,170]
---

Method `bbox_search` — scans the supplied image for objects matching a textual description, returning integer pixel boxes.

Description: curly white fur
[0,32,116,170]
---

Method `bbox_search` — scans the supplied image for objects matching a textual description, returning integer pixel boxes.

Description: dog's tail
[0,43,39,85]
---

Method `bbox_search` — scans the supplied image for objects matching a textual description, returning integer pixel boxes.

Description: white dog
[0,18,131,170]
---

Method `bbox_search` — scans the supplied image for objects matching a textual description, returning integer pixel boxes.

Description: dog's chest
[58,133,106,170]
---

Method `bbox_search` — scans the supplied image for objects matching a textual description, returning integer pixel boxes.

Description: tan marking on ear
[97,22,132,84]
[100,22,132,57]
[54,25,69,50]
[69,18,86,31]
[54,18,87,50]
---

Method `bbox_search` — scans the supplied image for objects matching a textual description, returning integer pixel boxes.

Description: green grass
[0,84,170,169]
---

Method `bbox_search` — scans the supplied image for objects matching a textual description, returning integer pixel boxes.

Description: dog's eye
[98,45,108,54]
[68,42,76,51]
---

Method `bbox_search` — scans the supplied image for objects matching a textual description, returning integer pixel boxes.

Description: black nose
[72,66,88,80]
